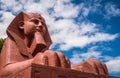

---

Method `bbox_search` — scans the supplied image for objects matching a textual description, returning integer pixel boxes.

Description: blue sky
[0,0,120,77]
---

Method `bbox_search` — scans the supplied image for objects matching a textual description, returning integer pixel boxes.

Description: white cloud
[1,0,23,13]
[106,57,120,73]
[70,51,101,64]
[70,46,102,64]
[104,3,120,19]
[0,11,15,38]
[79,22,98,34]
[53,1,80,18]
[50,21,118,50]
[89,33,118,42]
[82,7,91,17]
[1,0,16,8]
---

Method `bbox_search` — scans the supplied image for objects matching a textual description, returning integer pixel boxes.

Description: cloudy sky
[0,0,120,77]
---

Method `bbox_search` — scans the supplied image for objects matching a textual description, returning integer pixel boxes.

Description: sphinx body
[0,12,108,78]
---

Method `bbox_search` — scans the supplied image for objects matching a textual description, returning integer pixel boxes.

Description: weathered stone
[71,59,108,75]
[15,64,115,78]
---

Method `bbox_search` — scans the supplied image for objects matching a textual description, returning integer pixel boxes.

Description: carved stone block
[25,64,115,78]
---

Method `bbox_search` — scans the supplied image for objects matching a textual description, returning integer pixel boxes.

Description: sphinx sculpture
[0,12,108,78]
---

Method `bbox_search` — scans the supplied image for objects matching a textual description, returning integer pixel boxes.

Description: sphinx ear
[18,21,24,29]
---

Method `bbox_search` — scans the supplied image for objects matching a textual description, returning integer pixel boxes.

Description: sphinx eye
[31,19,39,24]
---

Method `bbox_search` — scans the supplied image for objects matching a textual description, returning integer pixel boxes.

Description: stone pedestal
[15,63,116,78]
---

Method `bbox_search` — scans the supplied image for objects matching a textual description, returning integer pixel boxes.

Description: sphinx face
[23,17,46,37]
[21,14,48,53]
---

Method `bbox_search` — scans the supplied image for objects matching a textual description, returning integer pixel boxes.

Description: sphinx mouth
[36,26,43,32]
[35,29,42,32]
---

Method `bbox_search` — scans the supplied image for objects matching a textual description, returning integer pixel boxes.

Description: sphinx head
[7,12,52,56]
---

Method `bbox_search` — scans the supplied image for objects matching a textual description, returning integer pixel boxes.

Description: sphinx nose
[38,22,42,26]
[36,22,43,31]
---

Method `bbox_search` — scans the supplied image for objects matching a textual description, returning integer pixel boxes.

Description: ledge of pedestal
[29,63,116,78]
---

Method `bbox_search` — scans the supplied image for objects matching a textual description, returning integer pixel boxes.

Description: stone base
[15,63,116,78]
